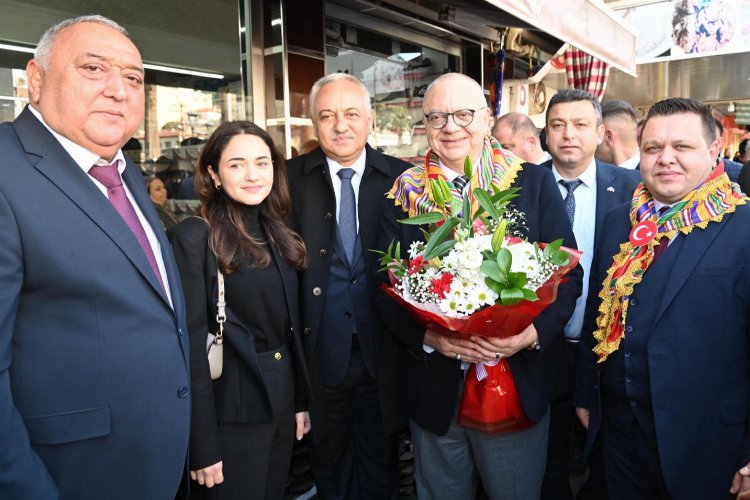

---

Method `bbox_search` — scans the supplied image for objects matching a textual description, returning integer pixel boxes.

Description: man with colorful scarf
[575,97,750,499]
[378,73,582,499]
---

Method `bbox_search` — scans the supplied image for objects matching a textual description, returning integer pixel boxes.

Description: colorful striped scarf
[388,136,523,217]
[593,164,747,362]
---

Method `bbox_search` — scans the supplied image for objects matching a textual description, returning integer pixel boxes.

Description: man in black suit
[539,89,640,500]
[576,97,750,500]
[381,73,582,499]
[0,16,190,499]
[286,73,409,499]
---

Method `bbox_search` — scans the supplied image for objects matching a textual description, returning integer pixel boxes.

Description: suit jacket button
[312,287,322,296]
[319,248,328,257]
[177,386,190,398]
[304,327,312,335]
[325,212,333,220]
[274,352,282,361]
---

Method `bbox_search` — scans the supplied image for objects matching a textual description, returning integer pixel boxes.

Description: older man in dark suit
[0,16,190,499]
[576,97,750,499]
[286,73,409,499]
[539,89,640,500]
[381,73,582,499]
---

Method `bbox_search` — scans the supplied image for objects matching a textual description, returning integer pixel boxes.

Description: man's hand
[424,329,494,363]
[730,463,750,497]
[190,461,224,488]
[468,324,539,359]
[576,407,590,430]
[295,411,311,440]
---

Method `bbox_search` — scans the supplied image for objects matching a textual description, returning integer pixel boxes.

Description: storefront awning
[482,0,637,77]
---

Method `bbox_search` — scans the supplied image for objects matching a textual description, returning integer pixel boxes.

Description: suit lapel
[15,108,173,311]
[270,243,297,329]
[357,146,390,262]
[653,221,730,324]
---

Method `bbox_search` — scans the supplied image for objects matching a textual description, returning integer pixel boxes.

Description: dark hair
[144,176,162,194]
[546,89,602,126]
[739,138,748,158]
[196,121,307,273]
[714,117,724,137]
[642,97,716,145]
[493,112,538,137]
[601,100,637,123]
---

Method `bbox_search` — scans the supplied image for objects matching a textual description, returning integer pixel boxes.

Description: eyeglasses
[424,107,487,129]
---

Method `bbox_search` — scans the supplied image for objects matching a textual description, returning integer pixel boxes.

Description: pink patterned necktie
[88,161,165,292]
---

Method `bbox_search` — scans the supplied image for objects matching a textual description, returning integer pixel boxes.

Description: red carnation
[430,272,454,298]
[408,256,425,275]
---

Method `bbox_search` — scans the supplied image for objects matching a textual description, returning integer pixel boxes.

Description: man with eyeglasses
[381,73,582,499]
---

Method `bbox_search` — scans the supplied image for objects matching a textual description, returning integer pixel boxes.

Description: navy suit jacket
[576,200,750,499]
[378,160,583,435]
[0,107,191,499]
[286,145,410,440]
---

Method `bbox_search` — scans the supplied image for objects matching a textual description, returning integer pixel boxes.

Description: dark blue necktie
[453,175,468,193]
[337,168,357,263]
[559,179,582,227]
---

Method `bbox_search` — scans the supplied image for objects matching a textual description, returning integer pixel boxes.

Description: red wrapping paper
[383,246,581,433]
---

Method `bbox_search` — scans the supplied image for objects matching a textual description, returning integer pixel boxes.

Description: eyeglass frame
[423,107,488,129]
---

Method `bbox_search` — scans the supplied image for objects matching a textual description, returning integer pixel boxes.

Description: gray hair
[309,73,372,116]
[546,88,603,126]
[35,15,129,69]
[601,99,637,123]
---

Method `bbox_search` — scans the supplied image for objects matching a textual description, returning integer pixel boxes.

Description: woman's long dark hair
[196,121,307,273]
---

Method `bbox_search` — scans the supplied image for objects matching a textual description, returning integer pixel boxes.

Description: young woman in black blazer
[169,121,312,499]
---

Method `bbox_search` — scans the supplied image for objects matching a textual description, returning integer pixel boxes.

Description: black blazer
[168,217,312,470]
[377,161,583,435]
[286,145,411,439]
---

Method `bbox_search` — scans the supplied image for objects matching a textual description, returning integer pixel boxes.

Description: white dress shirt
[552,159,597,339]
[28,106,173,305]
[619,154,640,170]
[325,149,367,230]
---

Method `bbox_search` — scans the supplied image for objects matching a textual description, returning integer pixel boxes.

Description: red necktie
[89,161,165,292]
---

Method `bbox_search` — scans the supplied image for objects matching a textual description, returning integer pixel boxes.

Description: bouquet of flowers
[378,158,580,432]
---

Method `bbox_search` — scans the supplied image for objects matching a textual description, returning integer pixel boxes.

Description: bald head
[421,73,491,172]
[492,112,544,163]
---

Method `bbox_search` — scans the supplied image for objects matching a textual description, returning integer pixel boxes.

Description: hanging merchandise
[494,47,505,117]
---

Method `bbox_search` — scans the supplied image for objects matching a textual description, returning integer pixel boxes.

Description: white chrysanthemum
[505,241,541,275]
[408,241,425,259]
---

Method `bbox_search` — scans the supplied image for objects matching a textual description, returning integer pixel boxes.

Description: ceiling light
[142,63,224,79]
[0,43,35,54]
[727,102,736,113]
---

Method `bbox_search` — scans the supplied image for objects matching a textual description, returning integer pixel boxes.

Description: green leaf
[428,239,457,259]
[473,188,500,221]
[490,187,522,205]
[430,179,445,209]
[491,219,507,253]
[546,239,563,252]
[400,212,445,225]
[497,247,512,274]
[463,156,473,180]
[500,288,525,305]
[422,217,461,260]
[480,260,503,282]
[508,271,527,289]
[485,277,508,296]
[462,196,471,227]
[522,289,539,301]
[551,251,570,266]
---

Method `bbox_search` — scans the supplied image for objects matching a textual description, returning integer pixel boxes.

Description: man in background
[492,111,552,164]
[596,99,640,170]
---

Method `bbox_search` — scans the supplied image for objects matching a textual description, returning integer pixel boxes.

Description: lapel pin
[607,186,615,192]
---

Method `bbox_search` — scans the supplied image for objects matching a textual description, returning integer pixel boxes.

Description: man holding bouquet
[575,98,750,499]
[379,73,582,499]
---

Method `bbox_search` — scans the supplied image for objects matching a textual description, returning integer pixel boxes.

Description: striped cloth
[564,47,610,99]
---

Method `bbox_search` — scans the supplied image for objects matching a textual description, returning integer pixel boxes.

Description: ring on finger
[495,352,502,359]
[456,353,462,361]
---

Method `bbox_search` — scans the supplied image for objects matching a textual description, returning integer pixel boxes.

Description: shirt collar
[619,153,641,170]
[28,105,126,174]
[437,154,481,181]
[325,148,367,178]
[551,157,597,187]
